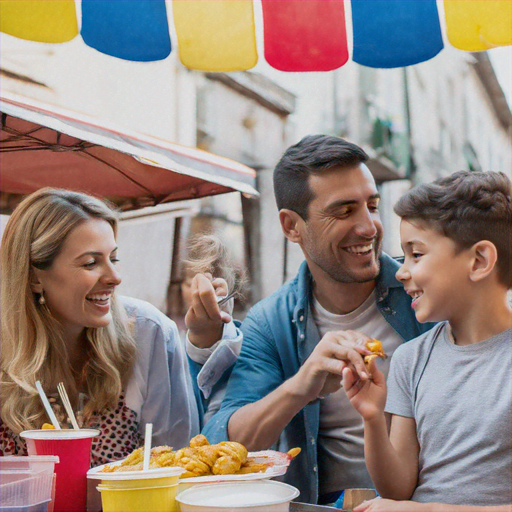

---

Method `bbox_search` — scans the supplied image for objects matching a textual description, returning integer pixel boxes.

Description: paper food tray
[88,449,292,483]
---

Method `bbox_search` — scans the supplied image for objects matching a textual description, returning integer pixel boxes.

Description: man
[201,135,434,504]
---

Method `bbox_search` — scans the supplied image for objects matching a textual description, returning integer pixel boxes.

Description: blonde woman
[0,188,231,465]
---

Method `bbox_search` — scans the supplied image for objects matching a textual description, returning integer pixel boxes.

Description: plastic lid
[96,483,178,491]
[176,481,300,508]
[20,429,100,440]
[88,465,184,481]
[0,456,59,464]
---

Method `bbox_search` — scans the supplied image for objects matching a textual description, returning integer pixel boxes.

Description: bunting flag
[0,0,510,71]
[81,0,171,61]
[444,0,512,51]
[172,0,257,71]
[0,0,78,43]
[352,0,443,68]
[261,0,348,72]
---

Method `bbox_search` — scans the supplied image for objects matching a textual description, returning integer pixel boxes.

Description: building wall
[193,75,295,302]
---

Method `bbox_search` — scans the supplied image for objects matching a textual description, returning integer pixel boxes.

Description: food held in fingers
[364,338,387,369]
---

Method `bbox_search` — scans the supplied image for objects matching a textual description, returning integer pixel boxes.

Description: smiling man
[202,135,434,504]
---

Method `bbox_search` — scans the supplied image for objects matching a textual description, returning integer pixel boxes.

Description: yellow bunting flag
[172,0,257,71]
[444,0,512,51]
[0,0,78,43]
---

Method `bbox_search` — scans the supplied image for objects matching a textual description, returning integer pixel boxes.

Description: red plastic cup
[21,429,100,512]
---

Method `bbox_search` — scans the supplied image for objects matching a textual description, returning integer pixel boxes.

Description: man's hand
[285,330,374,403]
[343,358,387,421]
[186,273,232,349]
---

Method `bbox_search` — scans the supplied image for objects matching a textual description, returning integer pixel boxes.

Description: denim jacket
[201,254,434,504]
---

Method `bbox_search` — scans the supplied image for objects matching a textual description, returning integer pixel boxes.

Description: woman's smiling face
[33,219,122,340]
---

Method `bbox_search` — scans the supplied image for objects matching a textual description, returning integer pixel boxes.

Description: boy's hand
[186,273,232,348]
[343,358,387,421]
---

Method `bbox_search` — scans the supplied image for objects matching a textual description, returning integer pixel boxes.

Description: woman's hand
[342,358,387,421]
[185,273,232,348]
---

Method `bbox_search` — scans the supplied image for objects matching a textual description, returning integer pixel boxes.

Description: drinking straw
[143,423,153,471]
[35,381,62,430]
[57,382,80,430]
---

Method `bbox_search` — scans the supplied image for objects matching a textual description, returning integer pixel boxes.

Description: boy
[343,171,512,512]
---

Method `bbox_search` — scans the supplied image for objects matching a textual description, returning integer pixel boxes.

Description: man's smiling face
[297,164,383,284]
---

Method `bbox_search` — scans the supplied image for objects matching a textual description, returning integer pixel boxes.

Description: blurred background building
[1,30,510,318]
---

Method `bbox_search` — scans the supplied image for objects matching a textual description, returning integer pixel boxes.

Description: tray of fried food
[94,434,301,483]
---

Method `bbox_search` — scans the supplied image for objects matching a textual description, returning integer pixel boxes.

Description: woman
[0,188,228,465]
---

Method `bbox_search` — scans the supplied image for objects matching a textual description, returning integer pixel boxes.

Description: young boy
[343,171,512,512]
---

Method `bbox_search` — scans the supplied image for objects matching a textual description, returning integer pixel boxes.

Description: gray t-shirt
[386,322,512,506]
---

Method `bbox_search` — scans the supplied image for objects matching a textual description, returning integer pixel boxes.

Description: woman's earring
[38,292,46,305]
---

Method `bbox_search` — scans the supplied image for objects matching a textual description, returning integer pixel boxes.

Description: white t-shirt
[312,291,403,495]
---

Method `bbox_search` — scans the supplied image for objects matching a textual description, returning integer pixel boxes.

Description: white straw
[143,423,153,471]
[35,381,61,430]
[57,382,80,430]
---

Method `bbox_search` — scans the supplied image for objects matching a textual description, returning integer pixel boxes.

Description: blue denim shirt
[201,254,434,504]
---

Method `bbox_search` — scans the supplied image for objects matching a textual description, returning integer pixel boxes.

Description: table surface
[290,502,343,512]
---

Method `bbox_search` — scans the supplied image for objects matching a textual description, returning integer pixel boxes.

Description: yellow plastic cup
[100,475,179,489]
[97,482,178,512]
[88,466,184,512]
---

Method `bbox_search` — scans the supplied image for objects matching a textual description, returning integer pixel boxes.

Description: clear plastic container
[0,455,59,512]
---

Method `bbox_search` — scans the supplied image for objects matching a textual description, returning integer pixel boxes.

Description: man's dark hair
[273,135,369,220]
[394,171,512,288]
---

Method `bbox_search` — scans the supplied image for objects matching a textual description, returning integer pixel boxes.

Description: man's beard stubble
[304,234,382,284]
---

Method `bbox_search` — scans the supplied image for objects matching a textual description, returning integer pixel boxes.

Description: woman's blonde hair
[1,188,136,434]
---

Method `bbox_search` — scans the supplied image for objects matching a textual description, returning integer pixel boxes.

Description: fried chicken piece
[195,445,218,467]
[235,459,272,475]
[364,339,387,369]
[152,451,175,468]
[151,446,173,457]
[189,434,210,448]
[113,463,144,472]
[100,445,174,472]
[174,447,212,478]
[119,447,144,467]
[100,447,144,472]
[211,441,248,475]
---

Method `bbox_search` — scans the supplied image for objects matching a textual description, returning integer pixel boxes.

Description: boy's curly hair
[394,171,512,288]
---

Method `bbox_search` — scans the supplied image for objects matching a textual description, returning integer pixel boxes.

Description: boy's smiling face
[396,219,471,324]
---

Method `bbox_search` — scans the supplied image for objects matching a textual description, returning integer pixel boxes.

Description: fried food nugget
[151,451,175,468]
[99,445,174,472]
[287,448,301,459]
[211,441,248,475]
[174,447,211,478]
[116,447,143,468]
[235,459,271,475]
[189,434,210,448]
[364,339,387,369]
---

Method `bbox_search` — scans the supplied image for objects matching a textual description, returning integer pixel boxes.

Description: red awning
[0,91,258,212]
